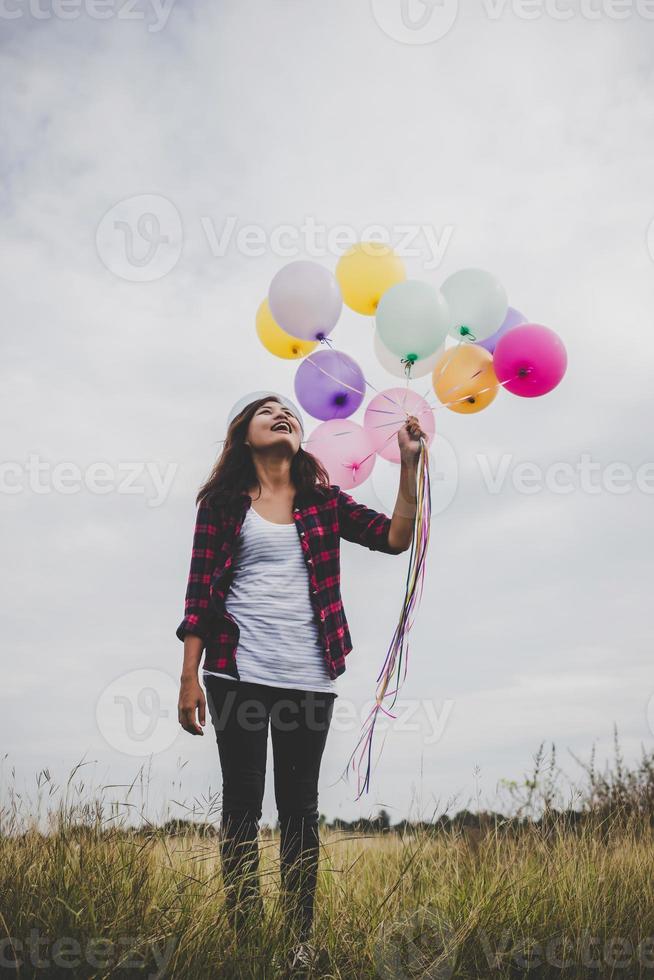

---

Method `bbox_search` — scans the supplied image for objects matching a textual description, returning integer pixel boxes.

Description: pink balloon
[493,323,567,398]
[363,388,435,463]
[305,419,376,490]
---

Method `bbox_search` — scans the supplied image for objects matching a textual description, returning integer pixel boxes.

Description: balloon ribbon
[342,435,432,799]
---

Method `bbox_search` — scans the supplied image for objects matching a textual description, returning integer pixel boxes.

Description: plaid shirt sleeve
[335,487,401,554]
[175,498,221,642]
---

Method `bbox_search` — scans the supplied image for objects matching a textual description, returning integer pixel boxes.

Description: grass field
[3,732,654,979]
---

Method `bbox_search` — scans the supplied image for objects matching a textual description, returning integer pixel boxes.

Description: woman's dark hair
[196,395,331,508]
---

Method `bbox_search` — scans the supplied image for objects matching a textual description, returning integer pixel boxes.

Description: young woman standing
[176,393,425,972]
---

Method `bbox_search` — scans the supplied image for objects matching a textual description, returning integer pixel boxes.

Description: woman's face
[245,400,302,453]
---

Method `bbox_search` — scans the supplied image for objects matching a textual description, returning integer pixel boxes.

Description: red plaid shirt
[176,484,400,680]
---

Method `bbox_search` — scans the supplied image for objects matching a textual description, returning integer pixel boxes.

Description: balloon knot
[400,354,417,376]
[459,325,477,341]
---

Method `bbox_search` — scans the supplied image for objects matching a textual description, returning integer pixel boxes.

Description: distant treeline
[45,804,640,842]
[146,733,654,839]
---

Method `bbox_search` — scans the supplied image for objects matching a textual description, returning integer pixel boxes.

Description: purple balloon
[476,306,527,354]
[294,349,365,421]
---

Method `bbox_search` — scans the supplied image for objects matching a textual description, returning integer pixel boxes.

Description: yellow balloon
[335,242,406,315]
[255,300,318,359]
[432,344,499,414]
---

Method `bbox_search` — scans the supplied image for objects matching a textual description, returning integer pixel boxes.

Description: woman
[176,392,425,971]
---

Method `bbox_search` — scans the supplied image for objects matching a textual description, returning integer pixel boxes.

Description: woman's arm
[336,489,400,553]
[178,634,206,736]
[387,414,425,553]
[175,498,220,643]
[176,497,221,735]
[336,416,426,555]
[335,462,416,555]
[387,456,418,554]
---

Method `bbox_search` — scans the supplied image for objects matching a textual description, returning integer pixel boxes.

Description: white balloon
[441,268,508,342]
[268,260,342,341]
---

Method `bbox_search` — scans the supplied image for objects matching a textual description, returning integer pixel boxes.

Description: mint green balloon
[376,280,450,361]
[442,267,508,341]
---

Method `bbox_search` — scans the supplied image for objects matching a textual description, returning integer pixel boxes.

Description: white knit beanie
[226,391,305,437]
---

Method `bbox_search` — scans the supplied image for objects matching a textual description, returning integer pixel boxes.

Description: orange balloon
[432,344,499,414]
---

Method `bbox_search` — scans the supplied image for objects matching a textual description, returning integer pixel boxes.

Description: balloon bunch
[256,243,567,796]
[258,246,567,485]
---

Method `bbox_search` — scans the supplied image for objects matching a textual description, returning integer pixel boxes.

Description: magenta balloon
[294,349,365,420]
[476,307,527,354]
[493,324,567,397]
[364,387,435,463]
[305,419,376,489]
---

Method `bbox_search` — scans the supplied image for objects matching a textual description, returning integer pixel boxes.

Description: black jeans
[204,676,336,944]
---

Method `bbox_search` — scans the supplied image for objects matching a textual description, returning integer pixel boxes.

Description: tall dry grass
[2,729,654,978]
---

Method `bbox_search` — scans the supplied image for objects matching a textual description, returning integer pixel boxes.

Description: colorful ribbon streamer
[341,434,432,799]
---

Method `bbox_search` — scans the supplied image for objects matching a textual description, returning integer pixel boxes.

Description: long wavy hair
[197,395,331,508]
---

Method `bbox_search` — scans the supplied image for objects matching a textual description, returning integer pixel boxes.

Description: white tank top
[203,505,337,693]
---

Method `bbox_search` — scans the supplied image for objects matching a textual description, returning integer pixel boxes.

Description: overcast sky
[2,0,654,827]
